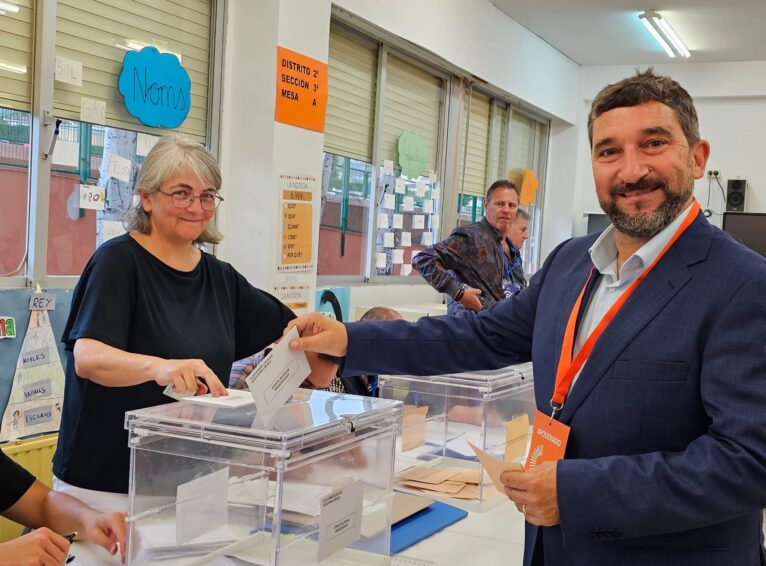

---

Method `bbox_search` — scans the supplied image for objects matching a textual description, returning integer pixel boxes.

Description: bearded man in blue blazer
[289,69,766,566]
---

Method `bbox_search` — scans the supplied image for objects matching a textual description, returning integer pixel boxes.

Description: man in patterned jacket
[412,180,526,315]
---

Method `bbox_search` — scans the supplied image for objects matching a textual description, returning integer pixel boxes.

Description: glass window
[318,153,372,276]
[46,124,150,275]
[0,107,30,276]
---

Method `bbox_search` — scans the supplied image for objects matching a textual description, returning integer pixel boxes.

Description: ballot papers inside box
[379,363,536,512]
[124,389,401,565]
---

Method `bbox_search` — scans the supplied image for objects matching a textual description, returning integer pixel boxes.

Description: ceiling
[490,0,766,66]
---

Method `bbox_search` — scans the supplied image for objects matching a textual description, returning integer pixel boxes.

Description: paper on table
[423,199,434,214]
[401,264,413,276]
[375,252,387,269]
[383,232,395,248]
[246,326,310,414]
[399,467,460,485]
[401,405,428,452]
[180,389,254,408]
[383,194,396,210]
[412,215,425,229]
[395,178,406,194]
[400,232,412,247]
[504,414,530,462]
[176,467,229,544]
[392,249,405,265]
[400,479,464,494]
[393,213,404,229]
[318,479,363,561]
[468,442,523,494]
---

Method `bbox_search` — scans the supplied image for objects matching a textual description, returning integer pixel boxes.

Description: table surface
[70,499,526,566]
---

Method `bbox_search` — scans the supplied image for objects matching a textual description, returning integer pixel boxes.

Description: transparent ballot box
[124,389,401,565]
[378,363,535,512]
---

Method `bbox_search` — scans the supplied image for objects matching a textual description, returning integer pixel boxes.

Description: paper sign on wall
[55,55,83,87]
[375,253,387,269]
[383,232,395,248]
[378,213,389,229]
[392,249,404,265]
[29,293,56,311]
[400,232,411,247]
[412,215,425,229]
[79,184,105,210]
[107,154,132,183]
[275,46,328,133]
[80,97,106,125]
[383,194,396,210]
[52,139,80,167]
[136,133,159,157]
[401,264,413,276]
[395,178,406,194]
[279,173,315,272]
[0,317,16,339]
[393,214,403,230]
[102,220,127,243]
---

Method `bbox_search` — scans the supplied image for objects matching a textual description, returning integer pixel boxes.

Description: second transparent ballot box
[124,389,401,565]
[378,363,535,512]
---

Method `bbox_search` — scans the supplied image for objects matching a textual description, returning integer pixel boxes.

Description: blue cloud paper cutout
[118,47,191,129]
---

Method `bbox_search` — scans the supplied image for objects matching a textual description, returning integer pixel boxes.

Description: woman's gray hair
[123,134,223,244]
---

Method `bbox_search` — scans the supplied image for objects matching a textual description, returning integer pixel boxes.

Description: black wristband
[453,287,465,301]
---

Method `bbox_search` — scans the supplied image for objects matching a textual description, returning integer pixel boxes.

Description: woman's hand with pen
[0,527,70,565]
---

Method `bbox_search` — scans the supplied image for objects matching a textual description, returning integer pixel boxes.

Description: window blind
[508,110,535,170]
[324,27,377,163]
[381,54,442,174]
[491,101,509,180]
[54,0,211,141]
[0,0,34,112]
[458,87,490,198]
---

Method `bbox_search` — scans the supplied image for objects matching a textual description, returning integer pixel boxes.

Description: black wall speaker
[726,179,747,212]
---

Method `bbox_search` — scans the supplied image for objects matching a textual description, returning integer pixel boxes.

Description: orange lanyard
[550,200,700,416]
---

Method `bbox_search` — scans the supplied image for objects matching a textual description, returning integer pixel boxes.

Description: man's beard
[599,176,694,239]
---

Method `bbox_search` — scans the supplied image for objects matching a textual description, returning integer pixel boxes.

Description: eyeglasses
[157,188,224,210]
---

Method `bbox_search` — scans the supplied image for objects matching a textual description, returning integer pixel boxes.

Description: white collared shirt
[568,203,696,390]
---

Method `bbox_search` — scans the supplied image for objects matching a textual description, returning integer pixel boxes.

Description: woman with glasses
[52,135,334,508]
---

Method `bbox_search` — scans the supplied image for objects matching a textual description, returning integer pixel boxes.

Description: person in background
[507,208,530,288]
[53,135,333,510]
[0,450,125,564]
[287,69,766,565]
[231,306,402,396]
[412,180,524,315]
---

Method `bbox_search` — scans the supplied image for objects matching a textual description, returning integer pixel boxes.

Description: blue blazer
[344,212,766,566]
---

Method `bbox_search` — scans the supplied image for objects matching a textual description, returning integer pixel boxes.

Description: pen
[64,532,77,543]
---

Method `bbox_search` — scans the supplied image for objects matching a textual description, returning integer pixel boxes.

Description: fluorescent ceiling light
[639,10,690,58]
[115,40,182,62]
[0,2,19,13]
[0,61,27,74]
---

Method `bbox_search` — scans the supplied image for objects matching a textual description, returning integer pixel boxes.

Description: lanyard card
[525,410,570,470]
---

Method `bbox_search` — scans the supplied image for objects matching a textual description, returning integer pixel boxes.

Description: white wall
[218,0,583,313]
[571,62,766,235]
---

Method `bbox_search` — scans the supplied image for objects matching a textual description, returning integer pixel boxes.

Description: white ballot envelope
[246,326,311,414]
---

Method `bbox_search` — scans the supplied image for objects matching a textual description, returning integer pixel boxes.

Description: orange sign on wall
[275,46,328,132]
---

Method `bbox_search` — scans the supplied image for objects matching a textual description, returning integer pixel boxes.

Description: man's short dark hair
[485,179,519,202]
[588,68,700,148]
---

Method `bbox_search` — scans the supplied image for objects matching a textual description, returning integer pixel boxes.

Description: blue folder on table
[390,500,468,553]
